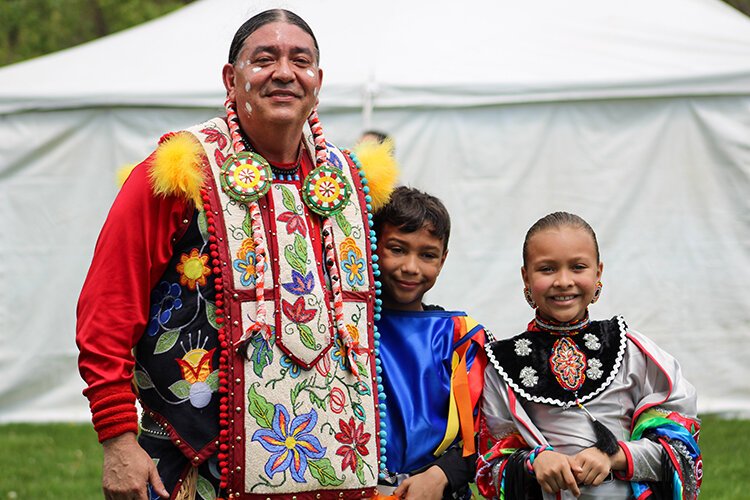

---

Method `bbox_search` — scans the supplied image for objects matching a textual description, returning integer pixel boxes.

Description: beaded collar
[240,133,303,180]
[487,316,629,408]
[532,310,590,334]
[270,163,301,180]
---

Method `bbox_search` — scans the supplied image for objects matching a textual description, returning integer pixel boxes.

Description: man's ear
[222,63,236,98]
[314,67,324,108]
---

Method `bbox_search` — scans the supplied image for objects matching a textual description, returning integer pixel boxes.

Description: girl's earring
[524,287,537,308]
[591,281,603,304]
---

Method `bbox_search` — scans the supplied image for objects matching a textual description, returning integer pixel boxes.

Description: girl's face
[521,226,603,323]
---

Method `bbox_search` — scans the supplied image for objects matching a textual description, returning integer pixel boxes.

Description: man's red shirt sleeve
[76,157,191,442]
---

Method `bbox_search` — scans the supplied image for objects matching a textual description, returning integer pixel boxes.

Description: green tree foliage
[0,0,194,67]
[1,0,748,68]
[725,0,750,16]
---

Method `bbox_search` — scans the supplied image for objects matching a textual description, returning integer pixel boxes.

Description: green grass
[0,415,748,499]
[697,414,750,498]
[0,422,102,499]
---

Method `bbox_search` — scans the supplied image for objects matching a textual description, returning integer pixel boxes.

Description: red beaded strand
[200,186,230,490]
[308,109,359,376]
[224,97,271,346]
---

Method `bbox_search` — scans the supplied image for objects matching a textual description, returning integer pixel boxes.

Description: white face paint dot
[252,66,262,73]
[245,82,251,92]
[306,69,315,78]
[245,102,252,114]
[313,87,319,97]
[239,60,245,69]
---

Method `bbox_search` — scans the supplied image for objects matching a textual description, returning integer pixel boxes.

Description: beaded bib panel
[487,316,628,407]
[189,118,379,499]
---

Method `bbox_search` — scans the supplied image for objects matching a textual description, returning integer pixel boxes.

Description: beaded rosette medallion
[188,118,381,499]
[219,152,273,203]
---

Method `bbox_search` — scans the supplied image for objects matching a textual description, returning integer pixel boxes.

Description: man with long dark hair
[77,10,394,499]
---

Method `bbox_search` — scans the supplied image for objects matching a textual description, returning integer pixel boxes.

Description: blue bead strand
[346,148,389,478]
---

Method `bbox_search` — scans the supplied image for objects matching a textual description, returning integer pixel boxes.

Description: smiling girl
[476,212,702,500]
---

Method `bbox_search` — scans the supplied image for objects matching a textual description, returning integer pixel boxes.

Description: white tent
[1,0,749,422]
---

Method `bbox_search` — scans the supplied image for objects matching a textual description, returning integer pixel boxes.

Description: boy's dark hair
[373,186,451,250]
[360,130,390,144]
[523,211,600,266]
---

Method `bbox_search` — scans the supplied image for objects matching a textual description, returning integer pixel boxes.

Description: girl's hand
[572,446,626,486]
[532,450,581,497]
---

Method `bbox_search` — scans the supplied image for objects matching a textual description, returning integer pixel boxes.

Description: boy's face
[376,222,447,311]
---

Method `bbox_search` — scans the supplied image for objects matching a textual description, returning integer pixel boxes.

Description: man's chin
[259,109,310,127]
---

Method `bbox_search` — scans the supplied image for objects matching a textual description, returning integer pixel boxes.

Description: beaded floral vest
[189,117,380,499]
[133,204,220,460]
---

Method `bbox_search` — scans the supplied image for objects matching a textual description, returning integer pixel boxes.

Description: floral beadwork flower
[515,338,532,357]
[334,417,371,473]
[327,150,343,170]
[277,211,307,237]
[233,247,256,287]
[550,337,586,391]
[338,237,359,256]
[200,127,228,150]
[339,239,365,288]
[176,248,211,291]
[520,366,539,388]
[586,358,603,380]
[345,324,360,344]
[328,387,346,414]
[583,333,601,350]
[251,405,326,483]
[237,238,256,260]
[282,297,317,324]
[280,354,301,379]
[330,337,349,371]
[282,269,315,296]
[147,282,183,336]
[341,249,366,287]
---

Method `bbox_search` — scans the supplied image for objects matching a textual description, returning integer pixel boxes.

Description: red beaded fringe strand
[201,186,231,490]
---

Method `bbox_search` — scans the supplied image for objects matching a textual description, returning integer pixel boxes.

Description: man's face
[223,22,322,131]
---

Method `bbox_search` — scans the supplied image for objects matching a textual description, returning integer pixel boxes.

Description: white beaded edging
[485,316,629,408]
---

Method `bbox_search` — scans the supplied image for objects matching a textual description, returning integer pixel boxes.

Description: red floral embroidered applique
[549,337,586,391]
[334,417,371,472]
[281,297,317,324]
[200,127,228,150]
[214,149,229,167]
[277,211,308,237]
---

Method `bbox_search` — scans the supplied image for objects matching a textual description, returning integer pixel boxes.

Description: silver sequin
[520,366,539,387]
[586,358,603,380]
[584,333,601,350]
[515,338,532,356]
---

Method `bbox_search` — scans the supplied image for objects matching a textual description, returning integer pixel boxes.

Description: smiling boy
[373,186,489,499]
